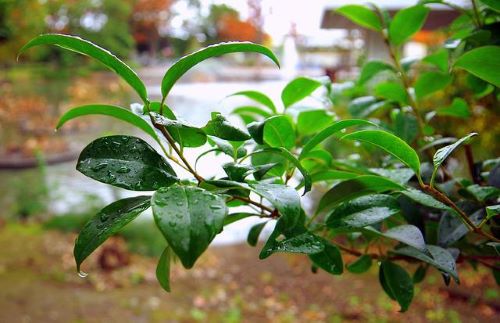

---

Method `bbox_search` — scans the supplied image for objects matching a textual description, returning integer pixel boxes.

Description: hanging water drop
[78,270,88,278]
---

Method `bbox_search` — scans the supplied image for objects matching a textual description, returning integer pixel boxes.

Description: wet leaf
[347,254,372,274]
[74,196,151,272]
[251,183,301,230]
[152,185,227,269]
[326,194,400,229]
[342,129,421,177]
[57,105,160,144]
[19,34,148,103]
[203,112,251,141]
[394,245,459,283]
[152,113,207,147]
[317,175,403,213]
[77,136,177,191]
[309,240,343,275]
[379,261,414,312]
[300,119,375,159]
[247,222,267,247]
[161,41,279,98]
[156,247,171,292]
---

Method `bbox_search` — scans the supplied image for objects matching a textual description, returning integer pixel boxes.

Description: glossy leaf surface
[343,130,421,176]
[77,136,177,191]
[74,196,151,272]
[152,185,227,269]
[19,34,148,103]
[162,42,280,98]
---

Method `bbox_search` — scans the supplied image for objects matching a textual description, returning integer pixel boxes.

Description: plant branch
[230,195,276,216]
[421,184,500,242]
[152,121,204,183]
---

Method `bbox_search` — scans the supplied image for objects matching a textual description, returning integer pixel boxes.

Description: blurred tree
[131,0,174,57]
[44,0,135,60]
[0,0,47,64]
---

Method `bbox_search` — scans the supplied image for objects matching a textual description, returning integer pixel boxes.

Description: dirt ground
[0,222,498,323]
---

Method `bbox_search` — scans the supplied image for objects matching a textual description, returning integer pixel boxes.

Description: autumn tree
[131,0,174,57]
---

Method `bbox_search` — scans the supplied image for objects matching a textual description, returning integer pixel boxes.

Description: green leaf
[152,185,227,269]
[77,135,177,191]
[19,34,148,104]
[358,60,395,85]
[389,5,430,46]
[436,98,471,118]
[151,113,207,148]
[327,194,400,229]
[401,188,450,210]
[297,109,333,136]
[374,82,408,105]
[422,48,449,72]
[281,77,322,108]
[300,119,375,159]
[379,261,414,312]
[480,0,500,11]
[438,209,484,247]
[247,121,265,144]
[336,5,382,31]
[229,90,277,113]
[346,129,421,175]
[466,185,500,202]
[251,183,301,229]
[74,196,151,272]
[57,104,160,144]
[394,245,459,283]
[347,255,372,274]
[368,168,414,185]
[309,240,343,275]
[203,112,251,141]
[454,46,500,87]
[413,265,427,284]
[261,231,324,258]
[156,247,171,292]
[232,106,272,120]
[431,133,478,183]
[348,96,386,118]
[317,175,404,213]
[311,170,359,183]
[393,110,418,144]
[379,225,427,252]
[486,205,500,221]
[415,71,452,99]
[343,130,421,178]
[250,147,312,194]
[247,222,267,247]
[263,115,296,150]
[161,42,280,98]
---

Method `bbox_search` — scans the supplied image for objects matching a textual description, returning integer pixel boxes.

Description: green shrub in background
[18,0,499,312]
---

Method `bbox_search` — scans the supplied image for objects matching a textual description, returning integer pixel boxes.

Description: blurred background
[0,0,498,322]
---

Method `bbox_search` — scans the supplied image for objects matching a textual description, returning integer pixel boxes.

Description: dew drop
[91,163,108,171]
[116,166,131,174]
[209,204,222,210]
[78,270,88,278]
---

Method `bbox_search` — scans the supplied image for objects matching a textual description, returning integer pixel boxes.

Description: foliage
[19,0,500,312]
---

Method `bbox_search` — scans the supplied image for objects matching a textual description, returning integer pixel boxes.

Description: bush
[18,0,500,311]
